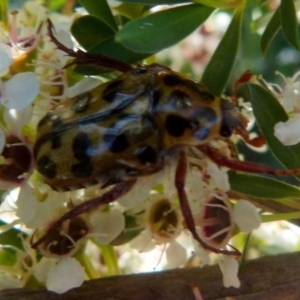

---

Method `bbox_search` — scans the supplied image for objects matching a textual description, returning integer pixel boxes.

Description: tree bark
[1,251,299,300]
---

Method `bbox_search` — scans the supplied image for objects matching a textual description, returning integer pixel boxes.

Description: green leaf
[193,0,242,9]
[77,0,117,31]
[89,37,149,63]
[279,0,300,50]
[0,248,17,266]
[71,16,115,50]
[114,3,147,20]
[73,37,149,75]
[245,83,300,178]
[0,220,25,250]
[116,0,191,4]
[116,4,214,54]
[201,7,244,96]
[260,9,280,56]
[47,0,65,11]
[229,172,300,199]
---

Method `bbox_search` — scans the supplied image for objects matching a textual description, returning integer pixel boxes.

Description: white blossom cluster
[0,1,263,294]
[273,71,300,145]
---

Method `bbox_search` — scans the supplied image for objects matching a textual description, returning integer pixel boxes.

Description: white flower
[273,71,300,113]
[274,114,300,146]
[192,240,211,266]
[1,72,39,110]
[16,185,67,229]
[130,230,156,253]
[117,173,161,209]
[66,77,102,98]
[130,195,188,268]
[0,274,25,289]
[219,254,240,288]
[89,209,125,245]
[233,200,261,233]
[166,240,187,268]
[34,257,58,283]
[0,44,13,76]
[46,257,85,294]
[4,106,33,134]
[206,160,230,192]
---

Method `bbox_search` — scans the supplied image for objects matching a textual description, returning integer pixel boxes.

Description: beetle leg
[234,127,266,148]
[232,70,253,104]
[31,179,136,249]
[47,19,132,73]
[175,151,240,256]
[201,145,300,176]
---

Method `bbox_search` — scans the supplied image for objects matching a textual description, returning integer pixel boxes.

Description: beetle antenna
[47,19,132,73]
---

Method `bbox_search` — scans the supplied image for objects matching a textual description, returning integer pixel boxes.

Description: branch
[1,251,300,299]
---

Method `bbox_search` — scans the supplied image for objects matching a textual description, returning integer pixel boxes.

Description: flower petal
[4,107,33,133]
[46,258,85,294]
[207,161,230,192]
[2,72,39,110]
[16,184,37,223]
[67,78,102,98]
[233,200,261,233]
[219,254,240,288]
[166,240,187,268]
[274,115,300,146]
[20,190,66,229]
[0,44,13,76]
[130,230,155,252]
[192,240,211,266]
[34,257,58,283]
[0,274,24,289]
[90,209,125,245]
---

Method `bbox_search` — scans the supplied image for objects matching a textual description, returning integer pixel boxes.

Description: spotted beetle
[31,20,300,255]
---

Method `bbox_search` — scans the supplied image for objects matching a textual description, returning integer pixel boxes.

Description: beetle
[31,20,300,255]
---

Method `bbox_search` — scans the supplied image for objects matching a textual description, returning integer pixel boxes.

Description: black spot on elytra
[37,155,57,178]
[103,116,134,153]
[165,115,191,137]
[135,145,158,165]
[103,131,129,153]
[163,74,183,86]
[71,162,93,178]
[103,80,123,103]
[132,66,147,75]
[51,136,61,149]
[72,132,93,161]
[72,92,92,113]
